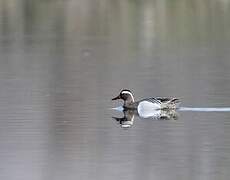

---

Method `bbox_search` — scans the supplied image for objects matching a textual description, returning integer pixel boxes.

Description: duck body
[112,90,180,112]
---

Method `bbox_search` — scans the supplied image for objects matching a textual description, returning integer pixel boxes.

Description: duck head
[112,89,135,108]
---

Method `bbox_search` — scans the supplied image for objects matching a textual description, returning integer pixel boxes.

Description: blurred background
[1,0,230,179]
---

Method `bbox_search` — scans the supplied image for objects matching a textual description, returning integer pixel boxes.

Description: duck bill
[112,95,120,100]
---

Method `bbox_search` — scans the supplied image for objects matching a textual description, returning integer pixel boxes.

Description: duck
[112,89,180,111]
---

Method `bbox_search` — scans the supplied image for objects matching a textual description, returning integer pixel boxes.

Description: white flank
[137,101,161,118]
[121,91,134,101]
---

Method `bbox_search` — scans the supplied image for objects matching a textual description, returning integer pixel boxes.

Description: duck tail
[170,98,180,104]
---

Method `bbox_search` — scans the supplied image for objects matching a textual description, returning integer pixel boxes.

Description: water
[1,0,230,179]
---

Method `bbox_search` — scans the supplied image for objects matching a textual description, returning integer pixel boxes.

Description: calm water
[1,0,230,179]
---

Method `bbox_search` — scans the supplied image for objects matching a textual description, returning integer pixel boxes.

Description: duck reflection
[113,110,135,128]
[112,109,178,128]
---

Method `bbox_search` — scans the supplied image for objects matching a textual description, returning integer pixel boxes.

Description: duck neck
[124,98,135,109]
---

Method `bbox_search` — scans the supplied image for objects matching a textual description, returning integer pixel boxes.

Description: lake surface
[1,0,230,179]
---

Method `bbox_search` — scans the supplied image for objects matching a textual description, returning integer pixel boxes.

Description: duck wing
[138,97,180,105]
[156,97,180,104]
[141,98,162,104]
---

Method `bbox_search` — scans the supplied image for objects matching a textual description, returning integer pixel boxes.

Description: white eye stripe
[121,91,134,101]
[121,91,132,95]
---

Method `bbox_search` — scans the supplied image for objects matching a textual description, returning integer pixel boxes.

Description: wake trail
[179,107,230,112]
